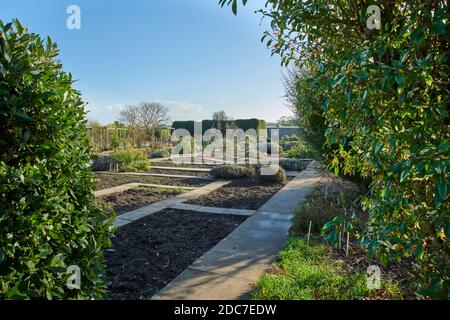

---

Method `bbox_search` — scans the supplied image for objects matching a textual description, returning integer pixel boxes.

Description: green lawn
[252,237,403,300]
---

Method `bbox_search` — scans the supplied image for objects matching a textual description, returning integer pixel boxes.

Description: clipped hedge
[172,118,266,136]
[211,165,255,179]
[0,20,112,299]
[257,165,286,183]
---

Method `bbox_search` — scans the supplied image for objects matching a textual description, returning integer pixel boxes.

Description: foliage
[286,139,320,159]
[258,142,283,155]
[256,165,286,183]
[252,237,403,300]
[111,149,150,172]
[223,0,450,298]
[0,20,112,299]
[291,182,364,235]
[284,68,328,154]
[211,165,255,179]
[281,135,300,143]
[149,148,171,159]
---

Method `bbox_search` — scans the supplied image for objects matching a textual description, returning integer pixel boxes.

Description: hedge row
[172,118,266,135]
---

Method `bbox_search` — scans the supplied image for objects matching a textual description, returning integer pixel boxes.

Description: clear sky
[1,0,292,124]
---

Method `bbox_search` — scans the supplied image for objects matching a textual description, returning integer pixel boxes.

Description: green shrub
[149,148,171,159]
[246,0,449,297]
[281,135,300,143]
[211,165,255,179]
[257,165,286,183]
[0,20,112,299]
[286,140,319,159]
[258,142,283,155]
[111,149,150,172]
[290,184,363,236]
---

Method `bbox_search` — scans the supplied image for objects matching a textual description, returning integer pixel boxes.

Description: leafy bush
[281,135,300,143]
[111,149,150,172]
[211,165,255,179]
[248,0,450,297]
[257,165,286,183]
[149,148,171,159]
[91,154,117,172]
[279,158,311,171]
[286,140,319,159]
[258,142,283,155]
[291,183,363,236]
[0,20,112,299]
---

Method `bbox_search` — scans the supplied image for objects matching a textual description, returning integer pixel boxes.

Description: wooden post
[345,232,350,257]
[307,220,312,244]
[338,232,342,251]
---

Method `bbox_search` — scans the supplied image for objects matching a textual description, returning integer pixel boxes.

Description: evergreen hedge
[0,20,112,299]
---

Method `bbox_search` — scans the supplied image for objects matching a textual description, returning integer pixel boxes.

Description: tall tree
[118,102,170,142]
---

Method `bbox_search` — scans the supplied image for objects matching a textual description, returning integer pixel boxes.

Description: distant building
[267,125,300,139]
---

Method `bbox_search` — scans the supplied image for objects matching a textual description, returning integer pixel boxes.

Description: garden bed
[149,168,211,177]
[105,208,247,299]
[186,178,288,210]
[94,173,208,190]
[95,186,184,215]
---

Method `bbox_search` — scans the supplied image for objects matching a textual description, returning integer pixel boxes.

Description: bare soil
[187,178,288,210]
[95,187,184,215]
[94,173,208,190]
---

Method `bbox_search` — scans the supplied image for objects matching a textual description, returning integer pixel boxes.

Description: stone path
[151,166,211,172]
[112,180,230,228]
[170,203,255,216]
[153,161,323,300]
[95,171,213,180]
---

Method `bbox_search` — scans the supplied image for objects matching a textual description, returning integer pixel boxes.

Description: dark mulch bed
[105,208,247,300]
[149,168,211,177]
[187,178,288,210]
[94,173,208,191]
[95,187,184,215]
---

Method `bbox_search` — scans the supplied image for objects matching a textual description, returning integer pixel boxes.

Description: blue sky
[1,0,291,124]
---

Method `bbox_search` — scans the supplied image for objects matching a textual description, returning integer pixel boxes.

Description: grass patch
[252,237,403,300]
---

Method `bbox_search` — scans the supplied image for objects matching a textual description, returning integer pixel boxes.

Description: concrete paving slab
[220,208,255,216]
[153,269,253,300]
[113,218,132,228]
[238,216,292,233]
[151,166,211,172]
[210,228,287,256]
[256,210,293,221]
[188,249,274,281]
